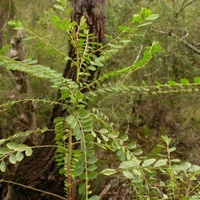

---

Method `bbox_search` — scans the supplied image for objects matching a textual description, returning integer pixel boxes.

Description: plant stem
[67,129,72,200]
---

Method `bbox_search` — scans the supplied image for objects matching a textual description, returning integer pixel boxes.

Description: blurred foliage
[95,0,200,166]
[0,0,71,131]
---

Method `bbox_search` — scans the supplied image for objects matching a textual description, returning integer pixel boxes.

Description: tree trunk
[2,1,105,199]
[8,30,37,144]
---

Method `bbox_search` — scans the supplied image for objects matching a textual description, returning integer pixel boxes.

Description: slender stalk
[0,180,67,200]
[166,141,176,199]
[78,118,89,199]
[67,129,73,200]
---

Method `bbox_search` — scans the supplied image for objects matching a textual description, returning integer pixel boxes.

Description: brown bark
[2,1,105,199]
[64,0,105,82]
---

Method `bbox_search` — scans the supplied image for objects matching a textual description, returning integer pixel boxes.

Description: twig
[154,29,200,55]
[176,0,197,18]
[122,44,144,82]
[1,180,67,200]
[99,183,111,199]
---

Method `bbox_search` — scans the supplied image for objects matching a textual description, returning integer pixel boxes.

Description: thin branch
[182,0,197,10]
[154,29,200,55]
[99,183,111,199]
[122,45,143,83]
[1,180,67,200]
[176,0,197,18]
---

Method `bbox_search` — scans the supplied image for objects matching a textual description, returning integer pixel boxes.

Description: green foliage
[126,135,200,199]
[0,127,48,172]
[0,2,200,200]
[0,142,33,171]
